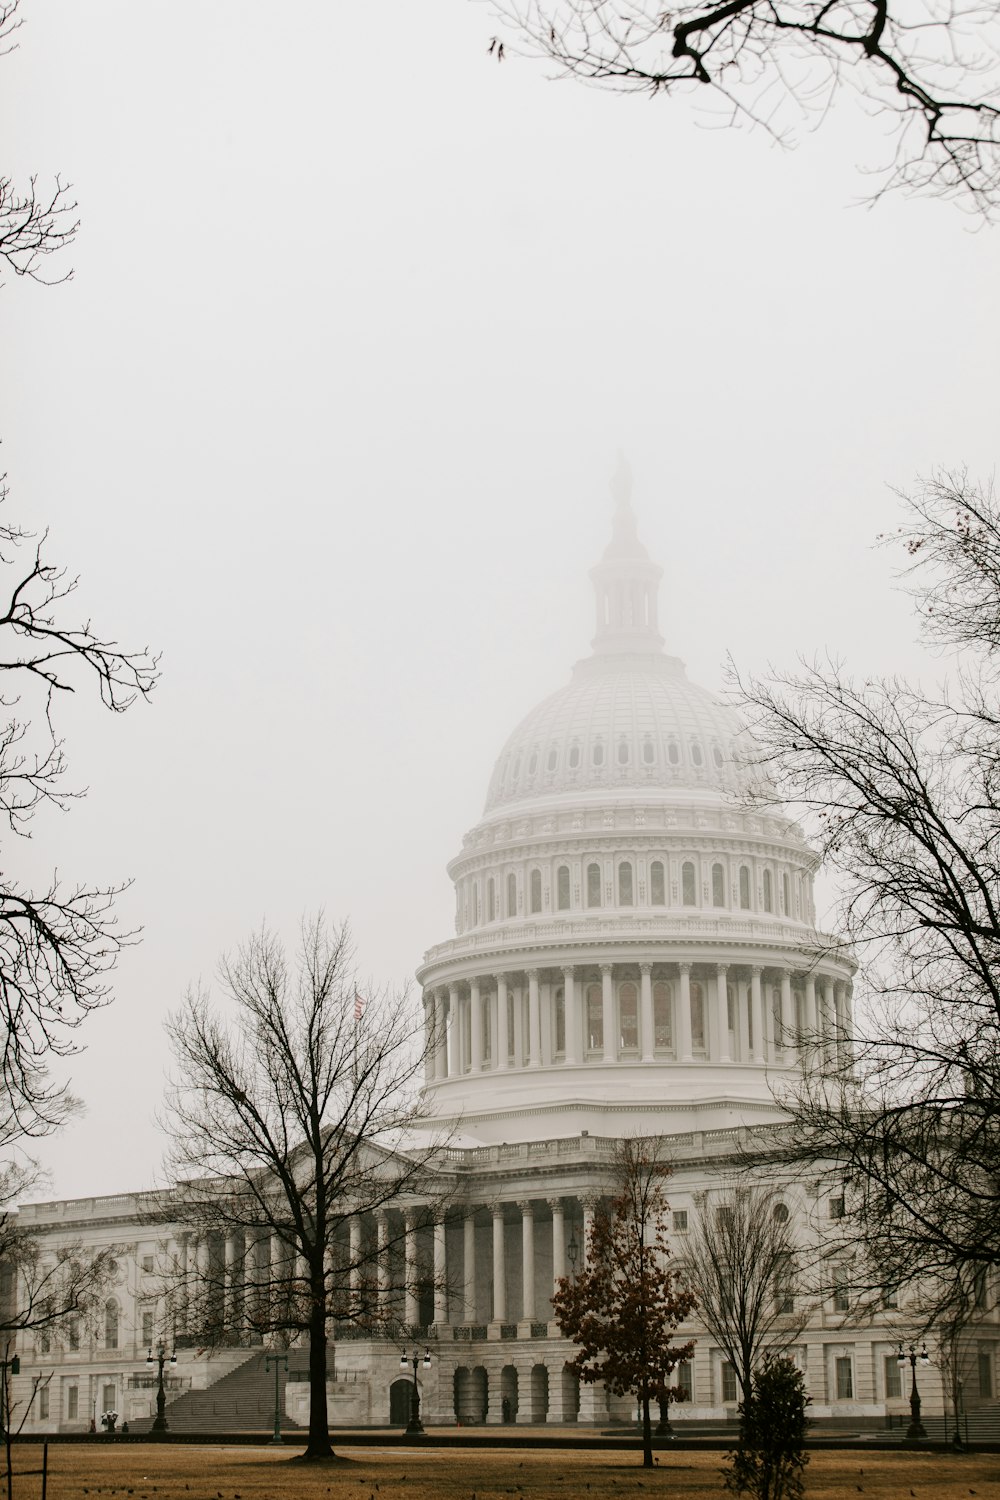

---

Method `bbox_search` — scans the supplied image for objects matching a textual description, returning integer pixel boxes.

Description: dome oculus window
[568,744,581,769]
[528,751,538,776]
[691,741,703,767]
[617,740,630,765]
[547,748,558,772]
[667,741,680,765]
[712,744,724,768]
[592,741,604,767]
[642,738,655,764]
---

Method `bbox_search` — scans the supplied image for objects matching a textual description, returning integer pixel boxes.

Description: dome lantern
[589,453,664,657]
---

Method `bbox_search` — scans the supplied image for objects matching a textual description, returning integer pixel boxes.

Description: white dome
[484,649,749,814]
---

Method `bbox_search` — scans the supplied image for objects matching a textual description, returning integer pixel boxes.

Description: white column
[404,1210,419,1327]
[492,1206,506,1322]
[820,976,835,1062]
[677,963,693,1062]
[549,1198,565,1294]
[496,974,509,1069]
[349,1216,362,1310]
[841,981,854,1062]
[433,1218,448,1326]
[639,963,654,1063]
[750,966,765,1063]
[224,1231,239,1332]
[527,969,541,1066]
[463,1214,477,1322]
[470,977,483,1073]
[434,990,448,1079]
[177,1234,191,1335]
[716,964,730,1063]
[513,979,525,1068]
[805,974,819,1058]
[738,975,751,1063]
[422,994,434,1083]
[563,966,578,1066]
[540,980,552,1066]
[601,964,615,1062]
[520,1200,536,1322]
[447,984,461,1076]
[781,970,794,1059]
[376,1211,390,1320]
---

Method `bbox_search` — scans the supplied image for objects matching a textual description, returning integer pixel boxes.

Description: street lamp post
[146,1341,176,1434]
[567,1228,579,1277]
[264,1352,288,1446]
[897,1344,930,1441]
[399,1349,430,1437]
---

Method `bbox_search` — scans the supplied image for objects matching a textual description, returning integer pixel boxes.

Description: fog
[1,2,997,1199]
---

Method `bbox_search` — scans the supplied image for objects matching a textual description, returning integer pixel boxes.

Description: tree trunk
[641,1384,652,1468]
[304,1292,333,1459]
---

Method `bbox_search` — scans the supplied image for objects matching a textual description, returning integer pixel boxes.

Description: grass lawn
[9,1442,999,1500]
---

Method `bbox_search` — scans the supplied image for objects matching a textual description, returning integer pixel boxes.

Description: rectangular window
[67,1386,79,1419]
[979,1350,994,1399]
[38,1387,49,1421]
[829,1196,845,1220]
[141,1255,154,1274]
[102,1383,116,1414]
[835,1357,854,1400]
[68,1318,80,1350]
[881,1283,898,1310]
[774,1254,794,1314]
[833,1277,850,1313]
[676,1361,693,1401]
[974,1269,988,1309]
[721,1361,738,1403]
[672,1210,688,1233]
[142,1310,153,1344]
[884,1354,902,1399]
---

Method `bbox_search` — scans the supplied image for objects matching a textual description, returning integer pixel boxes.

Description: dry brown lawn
[6,1440,999,1500]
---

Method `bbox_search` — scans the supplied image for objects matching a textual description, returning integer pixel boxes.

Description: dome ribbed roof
[483,650,750,813]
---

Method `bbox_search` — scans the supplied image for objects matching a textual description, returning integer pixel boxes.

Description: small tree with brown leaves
[552,1138,697,1467]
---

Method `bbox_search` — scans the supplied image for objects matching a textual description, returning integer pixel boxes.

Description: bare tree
[683,1180,809,1410]
[163,915,448,1461]
[490,0,1000,215]
[732,471,1000,1289]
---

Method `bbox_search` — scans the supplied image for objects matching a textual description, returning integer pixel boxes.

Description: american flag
[353,992,365,1021]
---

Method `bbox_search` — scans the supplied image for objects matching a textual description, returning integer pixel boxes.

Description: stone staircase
[133,1351,305,1434]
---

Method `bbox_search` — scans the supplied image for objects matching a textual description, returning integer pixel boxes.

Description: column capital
[562,963,575,979]
[491,1202,506,1221]
[600,962,613,977]
[517,1199,535,1217]
[639,961,652,976]
[526,967,540,982]
[750,964,763,978]
[679,961,692,976]
[547,1196,564,1213]
[716,962,728,976]
[403,1207,419,1231]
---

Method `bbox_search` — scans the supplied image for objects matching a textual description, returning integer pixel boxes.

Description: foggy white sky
[1,2,997,1201]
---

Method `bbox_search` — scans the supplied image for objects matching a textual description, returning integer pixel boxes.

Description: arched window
[472,883,479,926]
[712,744,724,768]
[691,741,704,766]
[487,877,495,923]
[592,741,604,766]
[712,863,725,908]
[530,868,542,914]
[690,983,706,1052]
[528,751,538,776]
[568,743,581,769]
[782,872,790,914]
[617,740,630,765]
[642,738,655,765]
[511,755,521,782]
[587,863,602,908]
[763,869,773,913]
[618,982,639,1051]
[557,865,570,911]
[667,741,680,765]
[682,861,697,906]
[586,983,604,1051]
[618,862,634,906]
[547,748,558,772]
[554,986,565,1055]
[653,980,673,1049]
[507,873,517,917]
[773,1202,790,1224]
[650,861,665,906]
[104,1300,119,1350]
[739,866,751,909]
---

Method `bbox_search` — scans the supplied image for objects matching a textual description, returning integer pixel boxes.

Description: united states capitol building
[12,472,997,1434]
